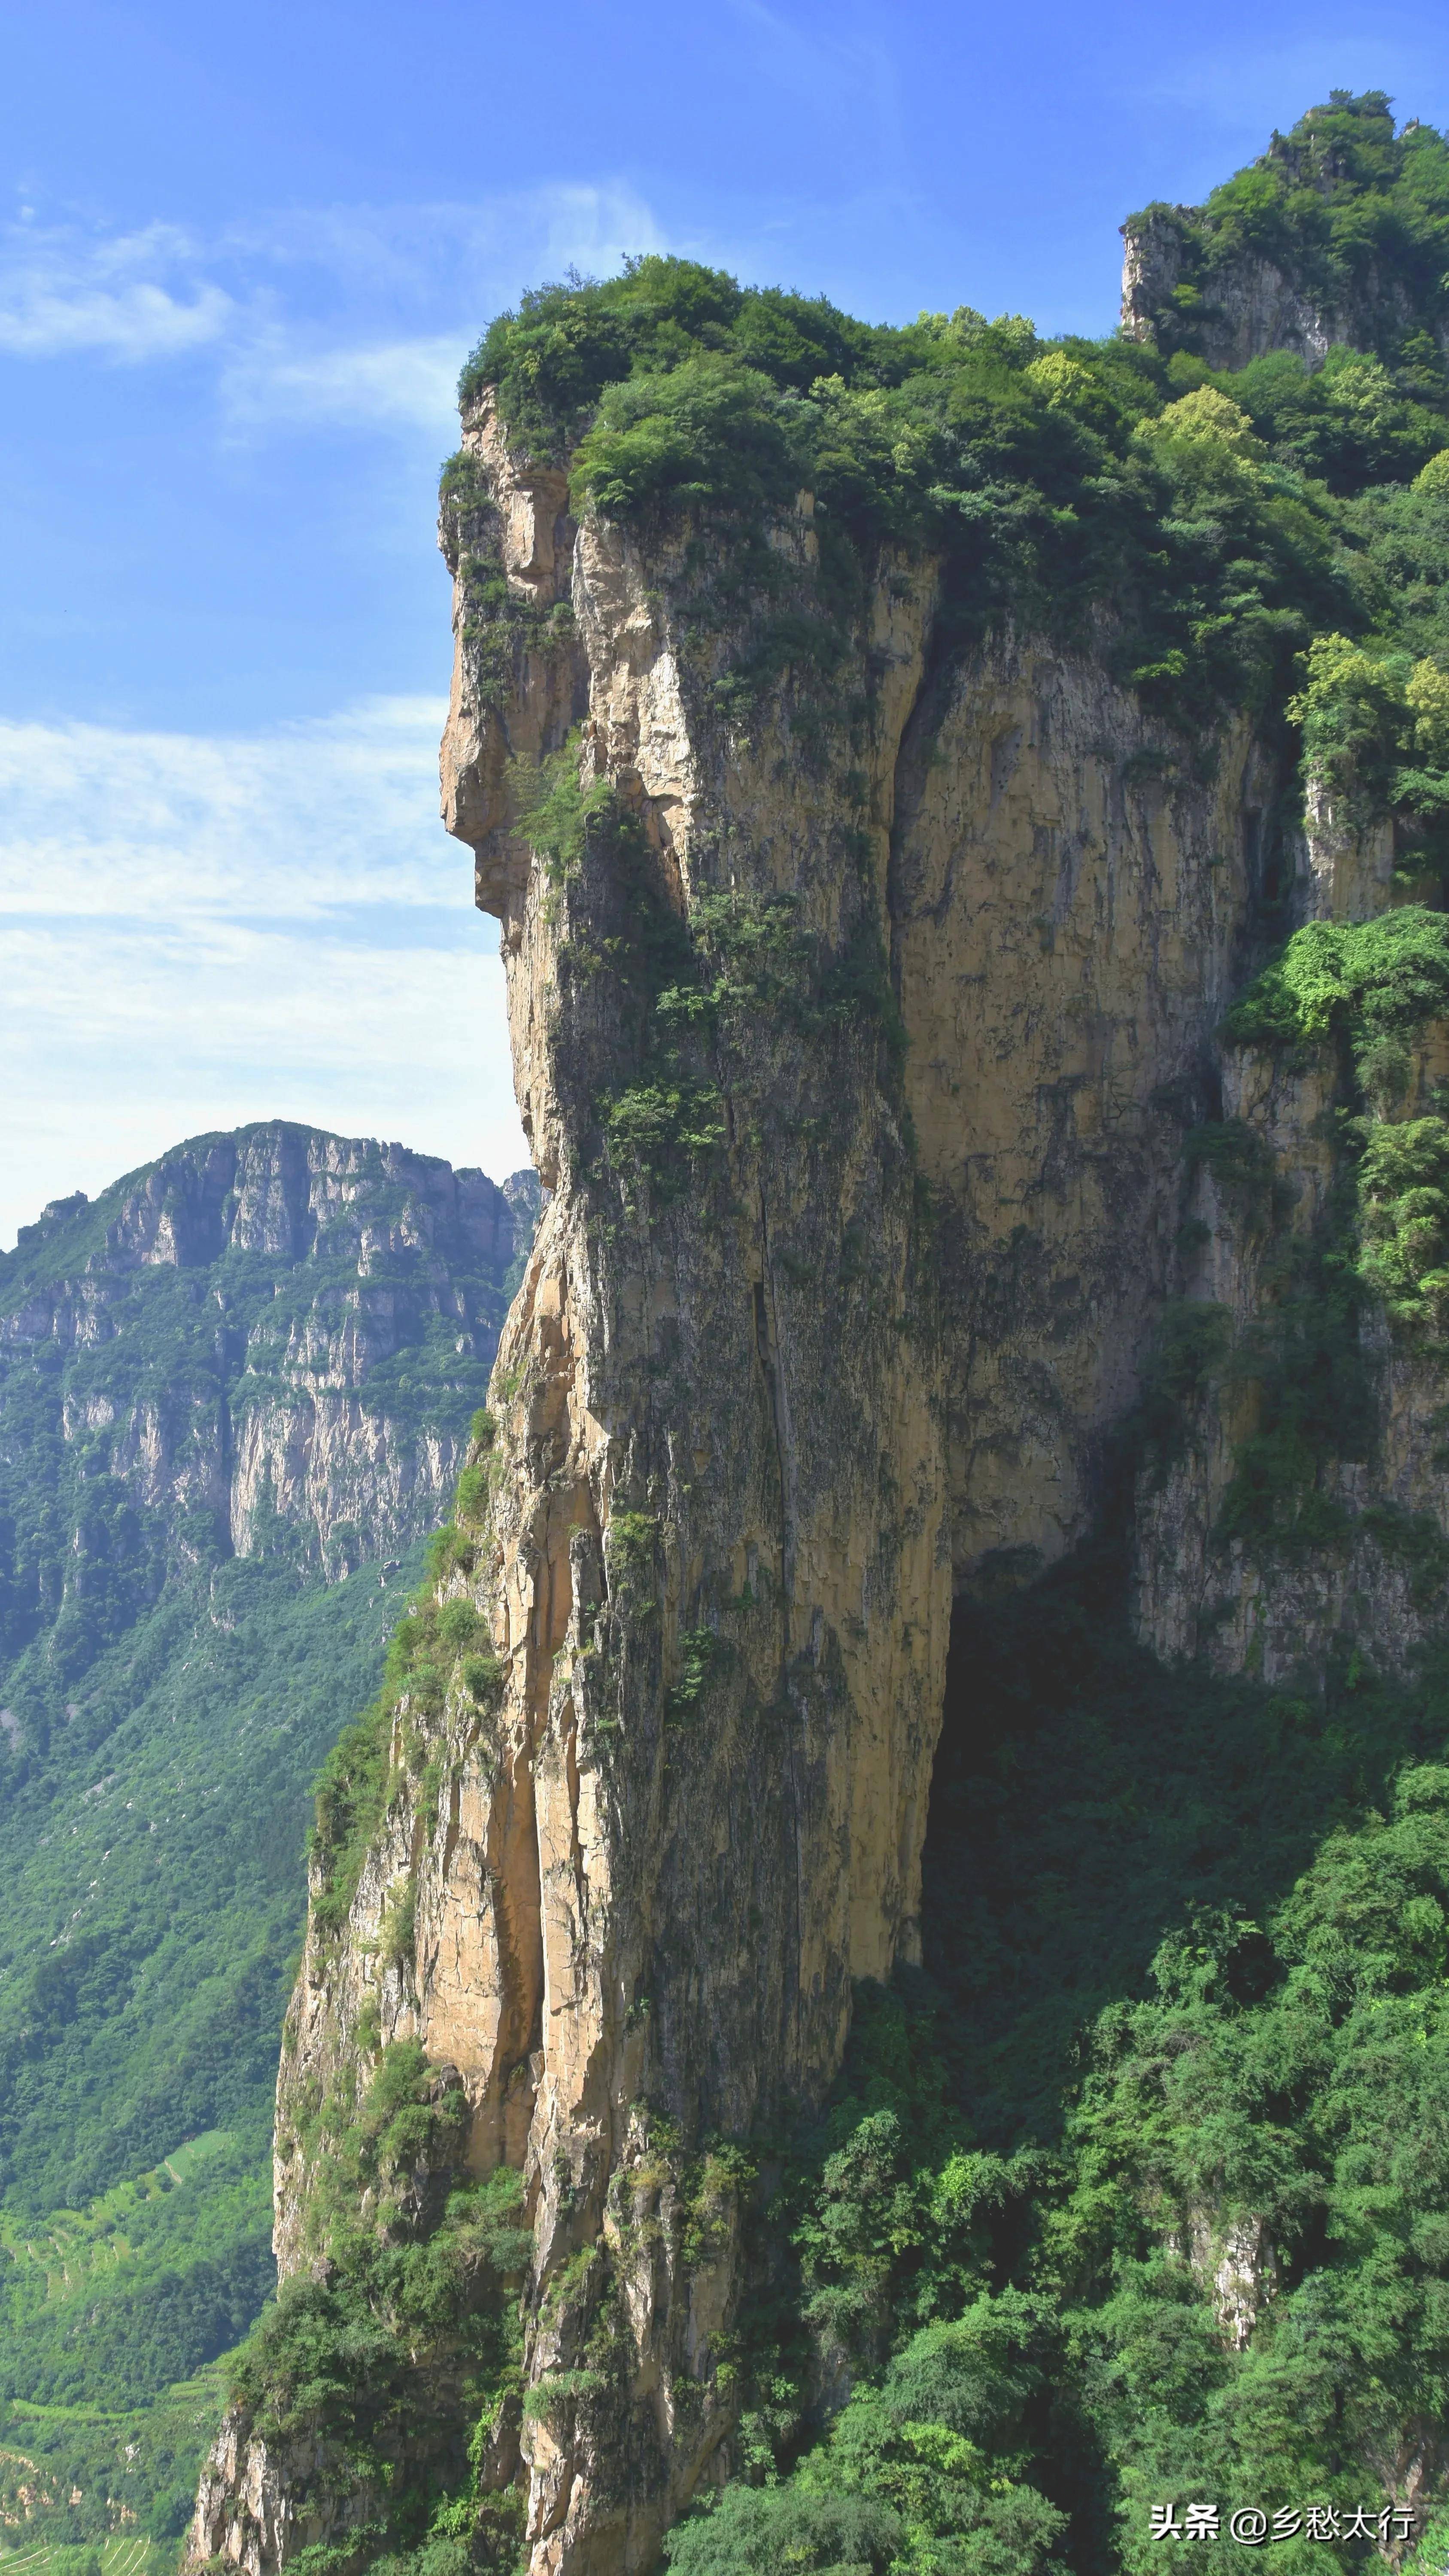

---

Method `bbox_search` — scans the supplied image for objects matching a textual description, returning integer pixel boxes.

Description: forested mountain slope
[0,1129,536,2550]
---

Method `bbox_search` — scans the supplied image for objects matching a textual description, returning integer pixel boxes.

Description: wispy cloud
[0,217,233,360]
[226,182,665,299]
[0,697,457,918]
[219,333,467,434]
[0,699,527,1245]
[0,181,665,436]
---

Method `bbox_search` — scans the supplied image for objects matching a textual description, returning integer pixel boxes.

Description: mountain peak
[1122,94,1449,375]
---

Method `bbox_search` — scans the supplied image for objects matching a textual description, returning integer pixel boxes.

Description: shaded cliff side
[194,99,1449,2576]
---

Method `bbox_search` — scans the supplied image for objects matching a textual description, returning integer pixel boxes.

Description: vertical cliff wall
[190,101,1449,2576]
[1133,815,1449,1682]
[0,1124,536,1622]
[196,469,1294,2576]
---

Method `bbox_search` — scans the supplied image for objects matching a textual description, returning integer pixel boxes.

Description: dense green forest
[651,1559,1449,2575]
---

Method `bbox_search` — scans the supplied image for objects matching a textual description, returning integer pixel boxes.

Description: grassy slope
[0,1127,529,2546]
[0,1533,426,2543]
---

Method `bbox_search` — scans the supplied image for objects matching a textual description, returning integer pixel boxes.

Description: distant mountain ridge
[0,1122,540,1706]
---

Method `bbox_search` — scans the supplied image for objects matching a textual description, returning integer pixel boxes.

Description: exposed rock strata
[0,1125,537,1604]
[197,280,1449,2576]
[1133,820,1449,1682]
[1121,205,1445,376]
[1121,204,1347,372]
[893,656,1267,1570]
[201,455,1319,2576]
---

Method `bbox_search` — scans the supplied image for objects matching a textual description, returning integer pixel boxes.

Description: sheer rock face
[1120,154,1446,374]
[0,1124,536,1581]
[219,392,1295,2576]
[267,407,957,2573]
[1133,796,1449,1683]
[1179,2210,1276,2351]
[1121,205,1349,371]
[206,301,1449,2576]
[893,651,1264,1571]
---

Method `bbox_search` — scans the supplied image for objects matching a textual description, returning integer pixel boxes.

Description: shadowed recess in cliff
[655,1567,1449,2576]
[919,1548,1441,2143]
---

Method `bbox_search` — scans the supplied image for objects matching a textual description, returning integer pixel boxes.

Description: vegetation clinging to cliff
[1129,91,1449,373]
[454,104,1449,762]
[1223,906,1449,1063]
[232,2041,530,2576]
[1170,905,1449,1558]
[671,1567,1449,2576]
[462,256,1376,731]
[308,1447,504,1942]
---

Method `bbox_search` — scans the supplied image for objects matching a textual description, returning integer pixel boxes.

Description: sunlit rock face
[196,213,1449,2576]
[0,1123,537,1606]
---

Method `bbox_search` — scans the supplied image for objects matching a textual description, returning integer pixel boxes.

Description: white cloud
[0,697,461,919]
[0,180,666,435]
[217,181,665,435]
[0,218,232,360]
[0,699,529,1246]
[225,182,664,300]
[220,334,467,435]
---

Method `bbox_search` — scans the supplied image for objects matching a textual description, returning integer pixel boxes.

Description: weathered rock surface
[0,1124,539,1643]
[1133,813,1449,1682]
[216,420,1301,2574]
[1121,201,1349,372]
[1120,113,1449,374]
[198,234,1449,2576]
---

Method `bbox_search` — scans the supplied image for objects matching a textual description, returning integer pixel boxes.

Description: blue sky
[4,0,1448,1242]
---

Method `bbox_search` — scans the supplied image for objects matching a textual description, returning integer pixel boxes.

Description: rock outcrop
[1133,805,1449,1683]
[208,436,1300,2576]
[1121,101,1449,374]
[1121,200,1349,373]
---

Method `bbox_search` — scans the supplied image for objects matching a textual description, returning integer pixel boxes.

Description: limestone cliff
[192,105,1449,2576]
[1133,815,1449,1682]
[1121,94,1449,375]
[200,389,1308,2576]
[0,1124,538,1666]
